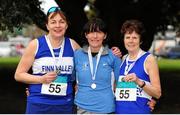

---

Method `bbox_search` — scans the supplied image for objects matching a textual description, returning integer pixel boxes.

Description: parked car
[0,42,17,57]
[165,46,180,58]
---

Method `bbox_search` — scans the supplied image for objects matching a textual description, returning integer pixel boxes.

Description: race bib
[115,81,137,101]
[41,76,67,96]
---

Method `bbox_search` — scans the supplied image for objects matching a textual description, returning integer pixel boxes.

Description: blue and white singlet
[27,35,74,105]
[115,52,152,114]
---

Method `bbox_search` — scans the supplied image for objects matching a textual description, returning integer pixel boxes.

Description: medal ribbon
[88,46,103,81]
[46,35,64,70]
[124,49,143,75]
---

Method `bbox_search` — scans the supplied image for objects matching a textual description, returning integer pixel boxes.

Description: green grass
[158,58,180,72]
[0,57,179,71]
[0,57,20,68]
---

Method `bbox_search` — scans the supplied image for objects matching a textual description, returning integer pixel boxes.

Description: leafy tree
[55,0,88,45]
[0,0,179,53]
[0,0,45,32]
[94,0,180,53]
[0,0,88,45]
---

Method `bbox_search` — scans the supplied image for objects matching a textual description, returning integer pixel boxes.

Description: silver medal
[91,83,96,89]
[56,69,61,75]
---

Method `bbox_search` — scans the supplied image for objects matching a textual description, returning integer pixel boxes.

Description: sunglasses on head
[47,7,61,14]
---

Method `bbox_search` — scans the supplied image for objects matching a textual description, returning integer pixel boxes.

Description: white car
[0,42,16,57]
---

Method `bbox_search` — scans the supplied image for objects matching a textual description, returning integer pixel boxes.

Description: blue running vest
[115,52,152,114]
[27,35,74,105]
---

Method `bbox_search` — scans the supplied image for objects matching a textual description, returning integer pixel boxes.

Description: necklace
[124,49,143,75]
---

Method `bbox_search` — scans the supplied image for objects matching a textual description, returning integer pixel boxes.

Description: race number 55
[119,89,129,99]
[49,84,61,93]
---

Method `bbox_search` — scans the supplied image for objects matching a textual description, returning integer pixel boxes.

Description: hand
[25,88,29,96]
[148,98,157,111]
[123,73,138,82]
[74,84,78,94]
[111,46,122,58]
[123,73,145,87]
[41,72,57,84]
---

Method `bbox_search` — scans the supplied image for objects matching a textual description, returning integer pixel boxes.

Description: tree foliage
[94,0,180,53]
[0,0,179,53]
[55,0,88,45]
[0,0,46,32]
[0,0,88,45]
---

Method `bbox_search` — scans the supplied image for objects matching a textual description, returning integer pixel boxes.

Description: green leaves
[0,0,45,32]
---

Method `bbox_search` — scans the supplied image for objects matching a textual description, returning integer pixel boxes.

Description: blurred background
[0,0,180,113]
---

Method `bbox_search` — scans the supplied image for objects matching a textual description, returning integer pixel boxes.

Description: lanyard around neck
[88,46,103,81]
[46,35,64,66]
[124,49,143,75]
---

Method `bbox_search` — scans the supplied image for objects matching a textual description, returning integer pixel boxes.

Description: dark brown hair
[81,18,108,45]
[121,19,146,42]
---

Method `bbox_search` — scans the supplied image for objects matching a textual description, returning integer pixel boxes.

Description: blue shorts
[26,102,74,114]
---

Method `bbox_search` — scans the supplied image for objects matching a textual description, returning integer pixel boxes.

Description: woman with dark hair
[115,19,161,114]
[74,18,122,114]
[15,7,121,114]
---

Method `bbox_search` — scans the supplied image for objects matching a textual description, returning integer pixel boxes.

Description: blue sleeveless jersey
[27,35,74,105]
[115,52,152,114]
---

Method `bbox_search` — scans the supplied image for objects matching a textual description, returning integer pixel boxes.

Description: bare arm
[111,46,122,58]
[14,39,57,84]
[122,55,161,99]
[143,55,162,99]
[70,39,81,51]
[15,39,39,84]
[134,55,161,99]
